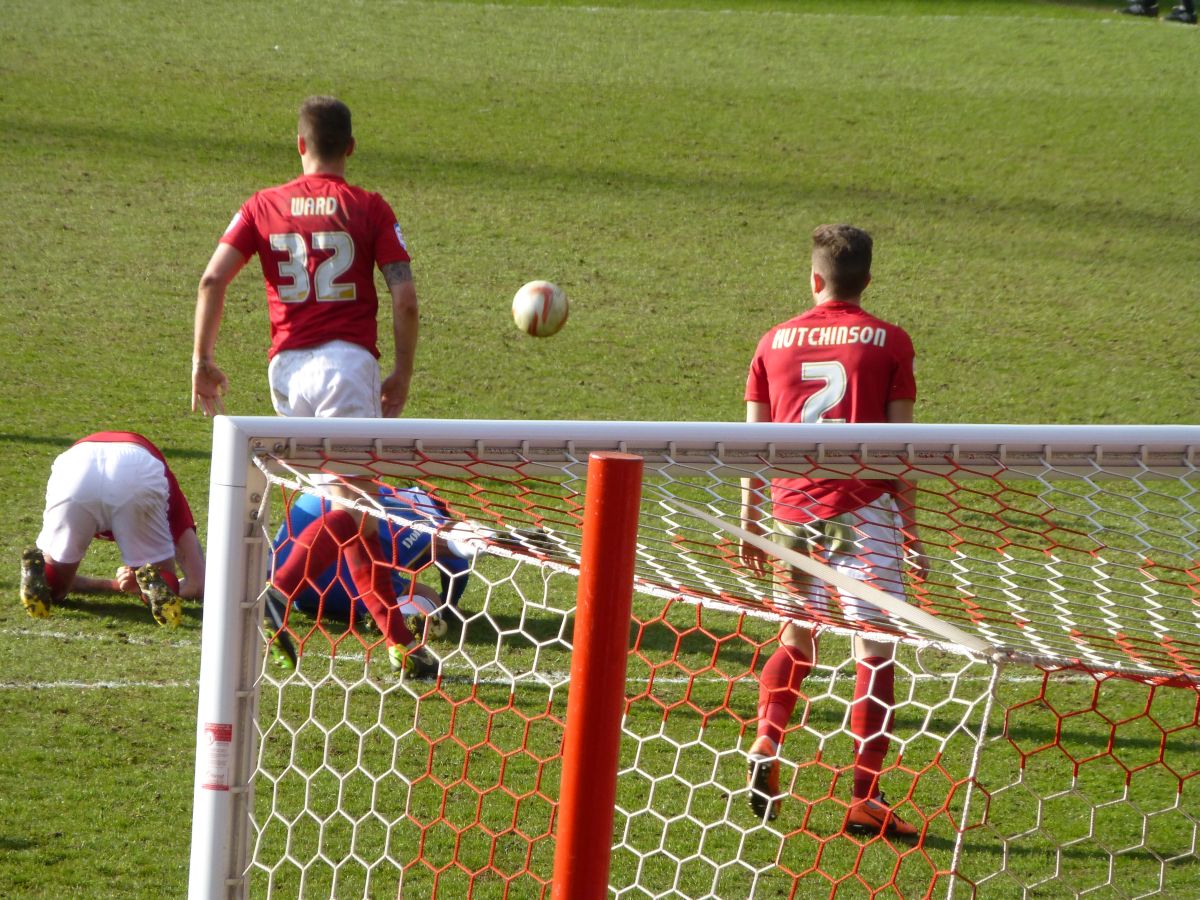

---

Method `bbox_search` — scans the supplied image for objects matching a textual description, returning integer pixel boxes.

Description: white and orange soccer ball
[511,280,569,337]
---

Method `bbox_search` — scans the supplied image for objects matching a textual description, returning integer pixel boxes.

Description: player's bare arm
[70,572,128,595]
[739,400,772,577]
[381,261,419,418]
[381,260,412,289]
[192,243,248,416]
[175,528,206,600]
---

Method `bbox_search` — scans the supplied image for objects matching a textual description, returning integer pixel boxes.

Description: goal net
[188,418,1200,899]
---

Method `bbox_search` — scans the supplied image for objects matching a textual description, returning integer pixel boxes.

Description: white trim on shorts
[268,339,382,418]
[774,495,907,628]
[37,442,174,567]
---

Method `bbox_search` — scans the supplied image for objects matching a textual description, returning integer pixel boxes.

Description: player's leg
[748,618,815,822]
[833,501,917,838]
[269,343,438,678]
[107,447,184,627]
[346,512,438,678]
[1121,1,1160,16]
[746,520,824,821]
[271,506,436,678]
[23,445,103,616]
[844,634,917,837]
[1165,1,1196,22]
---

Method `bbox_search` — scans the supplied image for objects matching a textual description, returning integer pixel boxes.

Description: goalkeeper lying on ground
[268,485,476,664]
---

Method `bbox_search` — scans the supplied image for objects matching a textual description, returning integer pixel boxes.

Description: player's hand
[380,371,409,418]
[739,539,769,579]
[115,566,140,596]
[906,537,930,581]
[192,358,229,416]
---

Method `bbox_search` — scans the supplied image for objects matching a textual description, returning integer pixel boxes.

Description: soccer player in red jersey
[740,224,927,838]
[190,96,436,679]
[20,432,205,627]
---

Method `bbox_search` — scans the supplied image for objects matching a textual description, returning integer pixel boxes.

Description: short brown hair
[811,224,873,298]
[298,96,353,161]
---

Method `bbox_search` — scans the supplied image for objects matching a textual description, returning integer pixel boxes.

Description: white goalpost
[188,417,1200,899]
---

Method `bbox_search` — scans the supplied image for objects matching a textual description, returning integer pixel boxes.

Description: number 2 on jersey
[800,361,847,423]
[269,231,356,303]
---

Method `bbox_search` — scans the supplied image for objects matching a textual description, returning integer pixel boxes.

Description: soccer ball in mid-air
[512,280,568,337]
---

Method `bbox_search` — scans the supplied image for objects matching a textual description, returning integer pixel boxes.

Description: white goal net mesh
[190,420,1200,899]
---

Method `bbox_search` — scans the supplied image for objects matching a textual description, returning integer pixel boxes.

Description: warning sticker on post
[202,722,233,791]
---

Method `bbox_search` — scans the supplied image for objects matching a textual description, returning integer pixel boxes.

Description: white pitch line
[0,679,196,690]
[0,667,1063,692]
[0,627,198,648]
[388,1,1146,29]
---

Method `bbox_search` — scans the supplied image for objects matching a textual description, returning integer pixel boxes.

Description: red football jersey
[76,432,198,542]
[220,173,411,359]
[745,301,916,523]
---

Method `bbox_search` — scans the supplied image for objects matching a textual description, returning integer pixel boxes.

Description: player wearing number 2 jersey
[740,224,927,838]
[746,278,916,525]
[191,96,436,679]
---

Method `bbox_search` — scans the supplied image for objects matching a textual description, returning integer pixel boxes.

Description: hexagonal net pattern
[190,421,1200,899]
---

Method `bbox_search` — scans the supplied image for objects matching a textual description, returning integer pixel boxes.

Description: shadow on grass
[0,836,40,852]
[53,595,202,627]
[0,432,211,461]
[286,607,571,656]
[7,116,1199,240]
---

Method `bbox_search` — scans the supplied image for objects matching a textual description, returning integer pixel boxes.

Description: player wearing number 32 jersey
[220,173,409,361]
[192,96,437,681]
[192,95,418,421]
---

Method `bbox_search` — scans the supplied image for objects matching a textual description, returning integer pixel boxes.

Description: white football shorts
[773,495,907,628]
[268,340,382,418]
[37,441,174,567]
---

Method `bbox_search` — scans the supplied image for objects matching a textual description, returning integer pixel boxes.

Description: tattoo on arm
[381,261,413,289]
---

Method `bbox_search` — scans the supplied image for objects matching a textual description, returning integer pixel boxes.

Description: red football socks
[851,656,895,801]
[755,643,813,750]
[272,510,354,596]
[44,558,66,599]
[342,537,414,647]
[273,509,414,647]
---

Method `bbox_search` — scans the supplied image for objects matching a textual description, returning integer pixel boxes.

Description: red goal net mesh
[246,438,1199,898]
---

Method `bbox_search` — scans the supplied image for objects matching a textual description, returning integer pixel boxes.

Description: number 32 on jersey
[269,231,356,303]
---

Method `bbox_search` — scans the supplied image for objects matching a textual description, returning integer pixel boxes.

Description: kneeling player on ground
[20,431,205,627]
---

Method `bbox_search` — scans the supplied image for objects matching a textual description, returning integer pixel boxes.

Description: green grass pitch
[1,0,1198,897]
